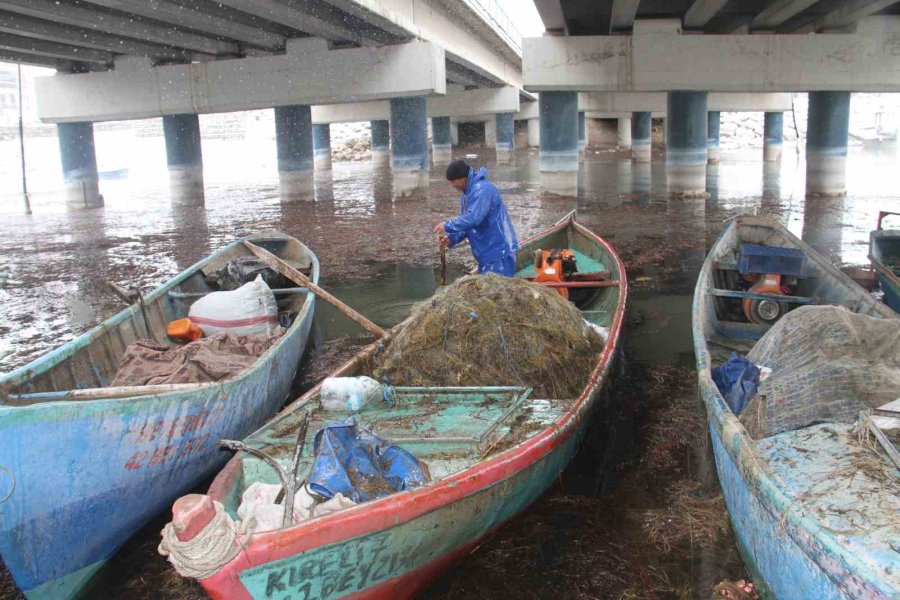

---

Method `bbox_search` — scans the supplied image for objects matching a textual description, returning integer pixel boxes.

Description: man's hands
[438,235,451,248]
[433,221,447,235]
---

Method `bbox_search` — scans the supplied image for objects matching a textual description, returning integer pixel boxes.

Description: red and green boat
[164,215,627,599]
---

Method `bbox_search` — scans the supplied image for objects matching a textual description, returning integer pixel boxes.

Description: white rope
[159,500,249,579]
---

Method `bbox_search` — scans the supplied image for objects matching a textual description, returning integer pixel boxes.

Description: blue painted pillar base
[764,112,784,163]
[539,91,578,196]
[806,92,850,196]
[274,105,314,201]
[666,91,709,197]
[389,96,428,198]
[495,113,514,164]
[370,120,390,167]
[708,111,721,165]
[162,113,204,206]
[631,111,651,163]
[431,116,452,165]
[617,117,632,150]
[313,124,332,171]
[577,111,586,161]
[57,121,102,209]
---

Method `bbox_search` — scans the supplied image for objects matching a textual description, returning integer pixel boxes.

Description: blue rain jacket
[444,168,519,271]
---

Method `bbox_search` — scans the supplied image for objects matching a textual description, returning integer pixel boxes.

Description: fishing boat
[0,231,319,600]
[164,214,627,599]
[693,215,899,599]
[869,211,900,312]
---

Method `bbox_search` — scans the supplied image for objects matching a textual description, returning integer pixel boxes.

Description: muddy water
[1,141,899,599]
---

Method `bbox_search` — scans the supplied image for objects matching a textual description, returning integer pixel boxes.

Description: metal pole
[16,64,31,215]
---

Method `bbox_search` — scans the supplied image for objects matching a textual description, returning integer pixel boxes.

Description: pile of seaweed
[372,273,604,399]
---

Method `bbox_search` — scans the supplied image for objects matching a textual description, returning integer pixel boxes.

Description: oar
[106,280,155,341]
[243,241,386,338]
[439,239,447,287]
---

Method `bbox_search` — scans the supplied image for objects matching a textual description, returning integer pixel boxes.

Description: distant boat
[693,215,898,599]
[0,231,318,600]
[869,210,900,312]
[98,167,129,180]
[164,214,628,599]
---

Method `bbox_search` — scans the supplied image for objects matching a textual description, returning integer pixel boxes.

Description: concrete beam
[750,0,822,31]
[0,0,236,56]
[0,12,191,62]
[610,0,642,32]
[0,48,87,72]
[683,0,730,29]
[578,92,792,112]
[36,40,446,123]
[78,0,284,49]
[533,0,566,34]
[0,33,114,64]
[792,0,900,33]
[310,86,520,124]
[523,17,900,92]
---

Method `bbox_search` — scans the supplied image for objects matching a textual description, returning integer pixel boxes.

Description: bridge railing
[461,0,522,56]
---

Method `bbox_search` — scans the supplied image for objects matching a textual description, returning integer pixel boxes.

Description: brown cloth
[110,330,283,387]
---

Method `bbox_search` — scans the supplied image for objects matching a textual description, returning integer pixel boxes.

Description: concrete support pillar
[57,121,102,209]
[274,105,314,201]
[617,117,632,150]
[162,113,204,206]
[764,112,784,163]
[577,111,586,161]
[450,121,459,146]
[484,118,497,148]
[495,112,515,164]
[666,91,708,197]
[312,124,332,170]
[707,111,721,165]
[539,91,578,196]
[527,119,540,147]
[371,120,390,167]
[389,96,428,197]
[631,112,651,163]
[806,92,850,196]
[431,116,452,165]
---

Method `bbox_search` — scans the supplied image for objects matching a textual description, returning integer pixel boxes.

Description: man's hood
[467,167,488,189]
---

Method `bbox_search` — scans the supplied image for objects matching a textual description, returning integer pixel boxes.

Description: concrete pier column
[707,111,721,165]
[631,112,651,163]
[371,120,390,167]
[495,112,515,164]
[577,111,586,161]
[484,118,497,148]
[450,121,459,146]
[431,116,452,165]
[274,105,314,201]
[527,119,540,147]
[57,121,102,209]
[764,112,784,163]
[539,91,578,196]
[666,91,708,197]
[617,117,632,150]
[389,96,428,197]
[806,92,850,196]
[312,124,332,170]
[162,113,204,206]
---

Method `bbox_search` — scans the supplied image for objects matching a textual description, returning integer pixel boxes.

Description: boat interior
[871,229,900,276]
[1,234,318,403]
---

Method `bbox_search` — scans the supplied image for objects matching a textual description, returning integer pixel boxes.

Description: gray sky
[496,0,545,37]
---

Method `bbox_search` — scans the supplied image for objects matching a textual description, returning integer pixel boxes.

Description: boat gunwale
[868,228,900,290]
[693,216,896,598]
[0,231,320,413]
[202,215,628,583]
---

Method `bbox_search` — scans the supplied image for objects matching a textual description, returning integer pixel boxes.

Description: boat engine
[534,249,578,299]
[737,245,806,325]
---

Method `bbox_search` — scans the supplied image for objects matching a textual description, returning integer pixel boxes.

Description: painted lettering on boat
[123,406,224,471]
[241,531,428,600]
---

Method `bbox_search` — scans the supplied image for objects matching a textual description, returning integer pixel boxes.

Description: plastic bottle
[320,377,394,412]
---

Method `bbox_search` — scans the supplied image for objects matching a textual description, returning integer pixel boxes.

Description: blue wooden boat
[693,215,899,599]
[869,211,900,313]
[163,215,628,599]
[0,231,318,600]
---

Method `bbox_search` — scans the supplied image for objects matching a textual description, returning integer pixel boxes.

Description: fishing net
[740,306,900,438]
[371,274,605,399]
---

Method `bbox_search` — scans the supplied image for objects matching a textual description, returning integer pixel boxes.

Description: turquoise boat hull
[869,227,900,313]
[0,232,318,599]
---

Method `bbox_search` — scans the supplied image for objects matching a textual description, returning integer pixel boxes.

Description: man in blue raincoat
[433,159,520,276]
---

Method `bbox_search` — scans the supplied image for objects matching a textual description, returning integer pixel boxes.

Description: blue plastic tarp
[308,418,429,504]
[712,352,760,414]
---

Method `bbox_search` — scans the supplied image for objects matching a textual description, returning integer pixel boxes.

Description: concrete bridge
[529,0,900,194]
